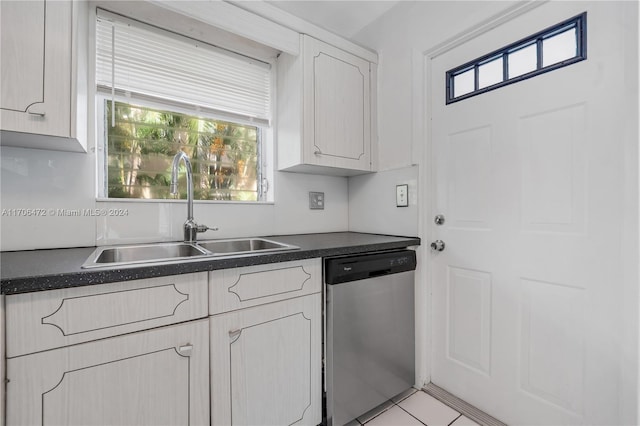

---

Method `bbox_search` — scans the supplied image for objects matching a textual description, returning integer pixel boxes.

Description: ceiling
[266,1,400,40]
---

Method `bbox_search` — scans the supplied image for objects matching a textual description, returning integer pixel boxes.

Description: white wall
[349,165,418,236]
[0,146,348,251]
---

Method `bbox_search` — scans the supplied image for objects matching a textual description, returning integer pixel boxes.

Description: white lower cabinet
[0,294,4,426]
[3,259,323,426]
[6,319,210,426]
[211,294,322,426]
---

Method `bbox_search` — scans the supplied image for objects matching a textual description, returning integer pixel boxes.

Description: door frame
[413,2,639,423]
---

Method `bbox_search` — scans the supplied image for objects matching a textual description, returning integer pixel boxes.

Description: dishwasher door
[325,250,416,426]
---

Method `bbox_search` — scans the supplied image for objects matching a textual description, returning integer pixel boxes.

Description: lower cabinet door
[6,319,209,426]
[211,294,322,426]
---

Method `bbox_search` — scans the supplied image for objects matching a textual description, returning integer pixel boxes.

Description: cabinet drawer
[5,272,208,357]
[209,259,321,314]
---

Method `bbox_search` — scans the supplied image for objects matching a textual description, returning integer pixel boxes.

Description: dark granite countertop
[1,232,420,295]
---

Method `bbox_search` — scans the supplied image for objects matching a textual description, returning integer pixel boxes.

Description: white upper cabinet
[0,0,87,152]
[278,35,376,176]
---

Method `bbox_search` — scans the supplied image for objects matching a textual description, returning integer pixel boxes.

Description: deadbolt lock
[434,214,445,225]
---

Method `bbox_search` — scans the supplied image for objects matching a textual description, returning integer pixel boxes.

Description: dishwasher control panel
[324,250,416,284]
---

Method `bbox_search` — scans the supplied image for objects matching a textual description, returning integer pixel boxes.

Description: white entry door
[430,2,636,425]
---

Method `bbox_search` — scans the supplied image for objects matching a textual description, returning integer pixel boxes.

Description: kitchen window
[95,10,273,201]
[446,13,586,104]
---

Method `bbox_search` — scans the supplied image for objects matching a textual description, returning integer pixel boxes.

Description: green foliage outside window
[105,101,260,201]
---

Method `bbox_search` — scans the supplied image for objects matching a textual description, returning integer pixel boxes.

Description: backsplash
[1,146,348,251]
[0,146,97,251]
[96,171,349,246]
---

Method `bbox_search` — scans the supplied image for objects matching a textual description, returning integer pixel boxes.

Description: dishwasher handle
[368,268,392,278]
[325,250,416,285]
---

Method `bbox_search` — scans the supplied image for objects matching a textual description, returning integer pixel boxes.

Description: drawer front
[209,259,321,314]
[6,272,208,357]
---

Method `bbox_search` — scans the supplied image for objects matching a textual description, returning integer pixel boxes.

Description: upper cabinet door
[0,0,87,152]
[0,0,71,137]
[303,36,371,171]
[277,35,375,176]
[0,1,46,113]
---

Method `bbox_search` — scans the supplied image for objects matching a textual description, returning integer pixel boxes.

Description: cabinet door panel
[6,272,208,357]
[0,0,44,112]
[0,0,72,137]
[211,294,322,425]
[6,320,209,426]
[303,36,371,171]
[209,259,321,314]
[314,52,366,160]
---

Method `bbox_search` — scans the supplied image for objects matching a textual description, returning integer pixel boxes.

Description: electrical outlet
[396,184,408,207]
[309,192,325,210]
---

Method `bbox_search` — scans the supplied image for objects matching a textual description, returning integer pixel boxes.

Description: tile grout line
[448,413,463,426]
[360,388,472,426]
[395,402,429,426]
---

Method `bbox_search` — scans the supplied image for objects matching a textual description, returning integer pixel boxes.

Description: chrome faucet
[170,150,218,243]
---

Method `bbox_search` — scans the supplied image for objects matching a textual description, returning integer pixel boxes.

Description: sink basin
[81,238,299,268]
[82,242,209,268]
[196,238,299,255]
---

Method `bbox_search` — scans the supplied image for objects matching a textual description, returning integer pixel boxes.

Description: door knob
[430,240,445,252]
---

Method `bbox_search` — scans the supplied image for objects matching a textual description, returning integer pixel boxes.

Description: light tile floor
[354,389,480,426]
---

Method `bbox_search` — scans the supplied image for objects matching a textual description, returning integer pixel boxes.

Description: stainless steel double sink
[82,238,299,268]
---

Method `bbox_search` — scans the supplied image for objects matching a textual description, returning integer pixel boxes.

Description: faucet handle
[196,224,218,233]
[184,220,218,243]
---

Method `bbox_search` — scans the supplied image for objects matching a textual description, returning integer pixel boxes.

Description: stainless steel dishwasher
[324,250,416,426]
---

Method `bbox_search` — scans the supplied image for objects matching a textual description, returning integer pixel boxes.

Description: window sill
[96,198,275,206]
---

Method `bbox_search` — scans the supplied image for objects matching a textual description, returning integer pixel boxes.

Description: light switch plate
[396,184,408,207]
[309,192,324,210]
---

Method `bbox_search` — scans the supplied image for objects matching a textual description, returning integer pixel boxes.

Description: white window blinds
[96,10,272,125]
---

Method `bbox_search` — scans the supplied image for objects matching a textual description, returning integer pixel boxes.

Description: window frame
[95,93,274,204]
[92,7,276,204]
[446,12,587,104]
